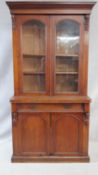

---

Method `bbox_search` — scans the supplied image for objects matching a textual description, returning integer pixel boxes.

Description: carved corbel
[83,112,89,125]
[83,15,90,31]
[82,104,90,124]
[12,15,16,30]
[12,112,18,126]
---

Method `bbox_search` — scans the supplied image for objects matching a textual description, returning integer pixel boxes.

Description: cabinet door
[51,113,83,156]
[15,16,50,95]
[50,16,84,95]
[17,113,50,156]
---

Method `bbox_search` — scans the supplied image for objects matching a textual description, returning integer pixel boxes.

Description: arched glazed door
[50,16,84,95]
[15,16,50,95]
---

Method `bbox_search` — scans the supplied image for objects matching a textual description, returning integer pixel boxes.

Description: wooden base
[12,155,90,163]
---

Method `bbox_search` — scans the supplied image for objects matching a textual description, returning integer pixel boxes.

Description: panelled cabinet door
[51,113,83,156]
[16,16,50,95]
[50,16,84,95]
[17,113,50,156]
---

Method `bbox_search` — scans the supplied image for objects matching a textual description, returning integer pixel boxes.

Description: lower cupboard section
[12,112,89,162]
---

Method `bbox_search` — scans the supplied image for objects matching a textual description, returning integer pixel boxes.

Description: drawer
[16,103,83,112]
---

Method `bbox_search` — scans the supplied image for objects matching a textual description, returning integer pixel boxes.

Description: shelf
[56,54,79,57]
[23,71,45,75]
[23,54,45,58]
[56,72,78,75]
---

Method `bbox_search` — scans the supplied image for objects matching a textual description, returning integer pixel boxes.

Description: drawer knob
[63,105,71,109]
[31,104,36,109]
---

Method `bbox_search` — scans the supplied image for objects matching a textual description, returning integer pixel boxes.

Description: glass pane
[56,56,78,72]
[21,20,46,93]
[23,75,45,92]
[23,56,45,73]
[56,20,80,55]
[56,20,80,93]
[22,20,45,55]
[56,74,78,92]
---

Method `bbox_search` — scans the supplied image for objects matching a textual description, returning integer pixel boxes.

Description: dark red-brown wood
[6,1,95,162]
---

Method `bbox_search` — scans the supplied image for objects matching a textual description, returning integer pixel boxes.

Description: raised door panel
[17,113,50,156]
[52,113,83,156]
[50,16,84,95]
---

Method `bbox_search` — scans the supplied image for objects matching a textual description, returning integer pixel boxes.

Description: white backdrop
[0,0,98,145]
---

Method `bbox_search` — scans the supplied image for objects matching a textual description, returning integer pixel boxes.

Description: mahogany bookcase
[7,1,95,162]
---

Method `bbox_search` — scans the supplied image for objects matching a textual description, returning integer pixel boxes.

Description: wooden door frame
[50,15,85,96]
[13,15,50,96]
